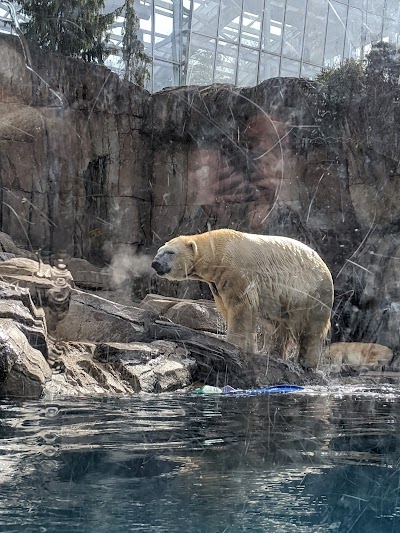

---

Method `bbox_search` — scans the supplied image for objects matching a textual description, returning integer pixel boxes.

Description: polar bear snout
[152,249,177,276]
[151,257,171,276]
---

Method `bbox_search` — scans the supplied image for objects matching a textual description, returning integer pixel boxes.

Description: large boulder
[0,282,51,398]
[0,257,73,331]
[52,290,156,343]
[67,258,111,290]
[0,231,36,260]
[0,320,51,398]
[45,341,134,397]
[140,293,225,334]
[94,340,196,393]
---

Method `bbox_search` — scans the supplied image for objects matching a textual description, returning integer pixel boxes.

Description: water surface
[0,385,400,532]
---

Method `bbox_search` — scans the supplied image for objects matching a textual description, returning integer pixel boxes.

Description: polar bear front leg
[226,304,257,353]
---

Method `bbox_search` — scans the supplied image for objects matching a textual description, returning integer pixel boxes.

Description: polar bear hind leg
[298,308,331,369]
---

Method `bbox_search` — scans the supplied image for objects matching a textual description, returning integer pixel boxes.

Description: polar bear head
[151,237,198,281]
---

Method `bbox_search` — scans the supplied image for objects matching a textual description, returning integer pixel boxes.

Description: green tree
[315,58,365,122]
[314,43,400,142]
[16,0,121,62]
[365,41,400,85]
[121,0,151,86]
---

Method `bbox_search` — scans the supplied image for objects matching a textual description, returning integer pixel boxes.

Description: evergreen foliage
[12,0,151,85]
[314,42,400,147]
[16,0,120,63]
[121,0,151,86]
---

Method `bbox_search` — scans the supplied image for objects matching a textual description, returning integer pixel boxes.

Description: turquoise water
[0,385,399,532]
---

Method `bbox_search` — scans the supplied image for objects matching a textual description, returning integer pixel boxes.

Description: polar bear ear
[187,240,198,257]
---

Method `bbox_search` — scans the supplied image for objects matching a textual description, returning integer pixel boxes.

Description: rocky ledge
[0,251,397,399]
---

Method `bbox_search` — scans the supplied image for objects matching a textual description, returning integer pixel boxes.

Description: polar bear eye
[165,250,175,256]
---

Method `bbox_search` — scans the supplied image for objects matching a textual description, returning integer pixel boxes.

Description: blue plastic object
[193,384,304,395]
[224,384,304,396]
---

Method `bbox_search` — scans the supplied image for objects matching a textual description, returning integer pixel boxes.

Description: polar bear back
[219,232,332,308]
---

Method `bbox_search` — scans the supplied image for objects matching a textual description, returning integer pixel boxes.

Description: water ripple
[0,387,399,532]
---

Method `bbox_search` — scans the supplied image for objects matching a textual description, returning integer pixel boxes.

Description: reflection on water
[0,386,400,532]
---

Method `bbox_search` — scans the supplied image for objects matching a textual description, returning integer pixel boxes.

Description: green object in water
[193,385,223,394]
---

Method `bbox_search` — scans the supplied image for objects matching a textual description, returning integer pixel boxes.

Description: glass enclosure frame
[0,0,399,91]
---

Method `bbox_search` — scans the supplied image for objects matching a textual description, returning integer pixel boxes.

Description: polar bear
[151,229,334,369]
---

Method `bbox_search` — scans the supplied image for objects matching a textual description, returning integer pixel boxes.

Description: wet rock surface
[94,340,197,393]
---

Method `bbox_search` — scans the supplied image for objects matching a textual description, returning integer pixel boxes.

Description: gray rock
[0,231,36,260]
[139,293,182,315]
[97,340,196,393]
[0,258,74,330]
[0,319,51,399]
[67,258,111,290]
[0,281,48,357]
[0,299,43,328]
[0,34,150,263]
[94,341,157,364]
[0,280,51,398]
[0,280,39,311]
[0,257,73,289]
[140,294,226,334]
[0,252,16,261]
[45,341,134,397]
[164,301,225,334]
[53,290,156,343]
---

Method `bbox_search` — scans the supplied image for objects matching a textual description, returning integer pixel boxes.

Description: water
[0,386,400,533]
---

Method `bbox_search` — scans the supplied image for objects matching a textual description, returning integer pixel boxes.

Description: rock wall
[0,34,151,265]
[1,35,400,355]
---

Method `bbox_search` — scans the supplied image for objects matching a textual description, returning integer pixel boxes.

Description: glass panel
[344,6,364,58]
[262,0,285,54]
[187,34,215,84]
[282,0,306,60]
[241,0,264,49]
[152,60,177,92]
[303,0,329,66]
[214,42,238,83]
[301,62,321,79]
[382,18,400,46]
[0,2,13,32]
[259,52,280,80]
[349,0,367,8]
[237,47,259,86]
[154,0,176,61]
[367,0,385,16]
[180,0,190,66]
[105,2,153,57]
[385,1,400,21]
[218,0,241,42]
[138,2,154,56]
[364,12,383,44]
[190,0,220,38]
[324,1,348,67]
[280,57,300,77]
